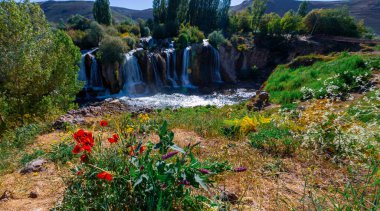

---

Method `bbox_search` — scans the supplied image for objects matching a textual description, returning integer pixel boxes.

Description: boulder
[246,91,270,111]
[20,159,47,174]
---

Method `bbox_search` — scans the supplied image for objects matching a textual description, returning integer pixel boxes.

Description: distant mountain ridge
[39,1,153,22]
[231,0,380,34]
[38,0,379,34]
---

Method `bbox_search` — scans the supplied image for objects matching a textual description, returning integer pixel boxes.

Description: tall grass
[265,53,375,104]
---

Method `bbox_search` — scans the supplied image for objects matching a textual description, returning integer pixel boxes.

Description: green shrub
[208,30,226,48]
[175,24,205,49]
[303,8,363,37]
[249,123,298,157]
[67,14,91,31]
[0,1,82,129]
[98,35,128,65]
[58,121,230,210]
[48,142,75,164]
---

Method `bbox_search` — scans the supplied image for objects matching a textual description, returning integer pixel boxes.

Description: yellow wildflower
[138,113,149,123]
[126,127,134,134]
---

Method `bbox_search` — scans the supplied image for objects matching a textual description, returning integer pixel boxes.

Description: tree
[67,14,91,30]
[217,0,231,30]
[303,8,362,37]
[0,0,81,128]
[93,0,112,25]
[281,10,303,36]
[297,1,309,17]
[251,0,267,32]
[153,0,167,24]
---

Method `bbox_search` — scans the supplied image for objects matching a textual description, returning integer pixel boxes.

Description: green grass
[0,123,45,174]
[156,104,252,139]
[265,53,376,104]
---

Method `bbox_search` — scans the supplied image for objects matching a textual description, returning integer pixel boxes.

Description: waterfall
[121,51,145,95]
[78,55,87,82]
[181,46,192,87]
[88,54,103,88]
[164,49,178,87]
[210,47,223,83]
[78,48,103,89]
[150,54,163,88]
[203,39,223,83]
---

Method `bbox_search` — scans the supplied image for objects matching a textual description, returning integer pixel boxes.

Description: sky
[31,0,343,10]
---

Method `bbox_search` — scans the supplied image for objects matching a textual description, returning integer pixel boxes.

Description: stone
[246,91,270,111]
[219,190,239,204]
[20,158,47,174]
[29,191,38,199]
[0,190,12,201]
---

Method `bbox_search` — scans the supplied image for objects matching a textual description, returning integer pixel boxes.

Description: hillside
[39,1,153,22]
[231,0,380,34]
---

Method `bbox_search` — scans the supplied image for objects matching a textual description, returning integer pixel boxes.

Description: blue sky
[31,0,342,10]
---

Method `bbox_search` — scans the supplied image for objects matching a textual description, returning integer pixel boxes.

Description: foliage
[280,10,304,36]
[0,123,44,173]
[223,115,271,138]
[49,142,76,164]
[250,0,267,32]
[93,0,112,25]
[249,123,298,157]
[0,0,82,129]
[208,30,226,48]
[260,13,282,37]
[265,54,375,104]
[67,14,91,30]
[97,35,128,65]
[153,0,231,36]
[58,120,231,210]
[303,8,363,37]
[229,10,252,34]
[174,24,205,49]
[306,159,380,210]
[20,149,46,165]
[297,0,309,17]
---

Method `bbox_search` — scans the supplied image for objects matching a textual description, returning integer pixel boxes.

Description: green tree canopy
[93,0,112,25]
[0,0,81,129]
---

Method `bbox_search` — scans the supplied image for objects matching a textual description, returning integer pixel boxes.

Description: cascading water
[163,49,178,87]
[203,40,223,83]
[78,48,103,89]
[78,55,87,82]
[121,51,145,95]
[181,46,192,87]
[88,54,103,88]
[149,54,163,88]
[210,47,223,83]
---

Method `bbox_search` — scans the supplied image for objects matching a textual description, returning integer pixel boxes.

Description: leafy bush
[303,8,363,37]
[0,1,82,129]
[58,121,231,210]
[249,123,298,157]
[175,24,205,49]
[208,30,226,48]
[67,14,91,30]
[98,35,128,65]
[48,142,75,164]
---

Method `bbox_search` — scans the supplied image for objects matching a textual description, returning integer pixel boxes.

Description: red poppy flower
[80,154,89,163]
[97,171,113,181]
[100,120,108,127]
[112,134,119,141]
[72,145,82,154]
[108,137,117,143]
[139,145,147,154]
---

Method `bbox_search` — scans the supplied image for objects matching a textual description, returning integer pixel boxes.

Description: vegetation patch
[265,53,376,104]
